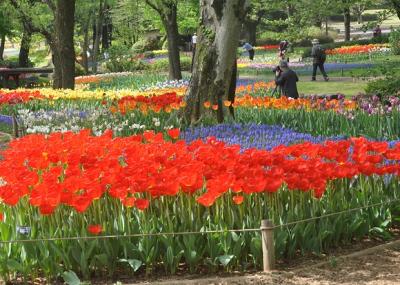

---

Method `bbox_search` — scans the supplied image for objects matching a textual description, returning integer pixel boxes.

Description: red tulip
[232,195,244,205]
[167,129,180,140]
[135,199,150,211]
[88,224,103,235]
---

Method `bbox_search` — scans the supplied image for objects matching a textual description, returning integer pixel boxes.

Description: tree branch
[9,0,54,43]
[144,0,162,14]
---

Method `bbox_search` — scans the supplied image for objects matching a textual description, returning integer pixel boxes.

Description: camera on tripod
[272,65,282,74]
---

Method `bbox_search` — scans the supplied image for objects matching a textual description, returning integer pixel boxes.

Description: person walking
[242,42,255,60]
[311,39,329,82]
[278,40,290,62]
[275,60,299,99]
[373,25,382,38]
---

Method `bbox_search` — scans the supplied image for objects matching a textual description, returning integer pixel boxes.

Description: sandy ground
[127,244,400,285]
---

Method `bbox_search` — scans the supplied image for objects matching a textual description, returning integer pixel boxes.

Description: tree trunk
[81,16,91,74]
[344,7,351,42]
[50,42,62,88]
[357,13,363,24]
[55,0,76,89]
[19,29,32,67]
[325,17,329,36]
[102,24,109,50]
[162,5,182,80]
[0,34,5,61]
[92,0,105,73]
[244,21,257,46]
[183,0,249,124]
[102,6,112,50]
[392,0,400,19]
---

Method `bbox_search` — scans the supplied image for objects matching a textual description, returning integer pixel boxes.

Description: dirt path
[126,243,400,285]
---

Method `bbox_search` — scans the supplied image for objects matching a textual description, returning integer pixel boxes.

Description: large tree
[343,0,352,41]
[145,0,182,80]
[184,0,249,124]
[244,0,270,45]
[92,0,110,73]
[9,0,76,89]
[54,0,76,88]
[0,3,15,61]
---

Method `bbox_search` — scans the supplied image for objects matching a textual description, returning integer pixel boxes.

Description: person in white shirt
[192,33,197,51]
[242,42,255,60]
[191,33,197,72]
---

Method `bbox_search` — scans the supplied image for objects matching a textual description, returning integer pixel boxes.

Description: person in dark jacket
[311,39,329,82]
[275,60,299,99]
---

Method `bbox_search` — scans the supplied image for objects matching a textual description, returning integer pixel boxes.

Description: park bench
[0,67,53,88]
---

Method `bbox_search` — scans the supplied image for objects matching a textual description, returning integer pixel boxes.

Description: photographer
[274,60,299,99]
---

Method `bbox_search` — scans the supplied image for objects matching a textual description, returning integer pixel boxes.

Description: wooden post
[12,114,19,138]
[260,219,275,271]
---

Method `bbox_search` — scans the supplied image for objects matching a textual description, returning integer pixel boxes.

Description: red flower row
[325,44,387,55]
[112,92,185,114]
[0,90,44,105]
[0,130,399,215]
[258,45,280,50]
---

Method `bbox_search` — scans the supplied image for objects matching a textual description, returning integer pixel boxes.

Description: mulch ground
[124,243,400,285]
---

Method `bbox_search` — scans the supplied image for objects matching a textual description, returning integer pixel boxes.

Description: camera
[272,66,282,76]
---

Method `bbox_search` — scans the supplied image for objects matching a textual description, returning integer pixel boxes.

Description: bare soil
[125,244,400,285]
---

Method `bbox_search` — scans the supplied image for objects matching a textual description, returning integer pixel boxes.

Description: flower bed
[1,72,400,282]
[0,90,44,105]
[0,130,399,280]
[326,44,390,55]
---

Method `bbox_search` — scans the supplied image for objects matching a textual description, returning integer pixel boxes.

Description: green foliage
[390,28,400,55]
[104,45,148,72]
[0,56,34,68]
[75,63,86,77]
[365,76,400,96]
[132,38,161,53]
[147,56,191,72]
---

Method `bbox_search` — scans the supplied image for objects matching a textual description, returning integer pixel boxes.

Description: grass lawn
[239,73,368,96]
[298,80,367,96]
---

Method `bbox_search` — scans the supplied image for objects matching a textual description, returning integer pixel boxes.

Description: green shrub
[106,59,148,72]
[132,38,160,53]
[365,76,400,97]
[389,29,400,55]
[0,57,34,68]
[147,56,192,72]
[104,45,148,72]
[75,63,87,76]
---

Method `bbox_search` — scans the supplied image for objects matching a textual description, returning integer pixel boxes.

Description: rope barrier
[270,198,400,230]
[1,198,399,245]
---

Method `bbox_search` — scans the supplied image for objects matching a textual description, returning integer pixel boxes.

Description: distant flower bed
[326,44,390,55]
[75,72,134,84]
[254,45,280,51]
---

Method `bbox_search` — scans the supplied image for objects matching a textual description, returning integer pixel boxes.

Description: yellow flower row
[14,87,187,100]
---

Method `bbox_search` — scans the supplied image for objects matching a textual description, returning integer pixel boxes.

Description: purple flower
[181,124,345,151]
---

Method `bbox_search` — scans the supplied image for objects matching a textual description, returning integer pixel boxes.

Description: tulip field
[1,44,400,282]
